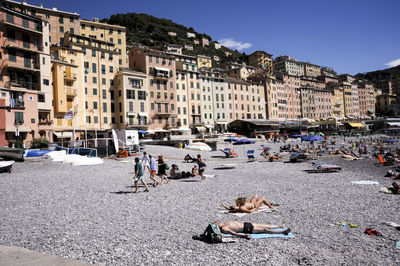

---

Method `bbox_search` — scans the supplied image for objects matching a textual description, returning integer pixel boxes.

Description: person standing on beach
[197,154,206,181]
[157,155,170,185]
[149,154,159,187]
[141,151,150,173]
[133,157,149,193]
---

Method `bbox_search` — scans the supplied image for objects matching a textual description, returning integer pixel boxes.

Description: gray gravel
[0,140,399,265]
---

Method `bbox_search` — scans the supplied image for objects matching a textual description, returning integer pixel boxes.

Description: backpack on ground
[200,223,222,243]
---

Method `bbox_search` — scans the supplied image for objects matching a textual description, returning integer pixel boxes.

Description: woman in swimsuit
[221,194,276,213]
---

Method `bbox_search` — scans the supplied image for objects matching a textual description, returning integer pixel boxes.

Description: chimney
[40,3,43,8]
[22,1,27,5]
[93,17,99,22]
[52,7,57,11]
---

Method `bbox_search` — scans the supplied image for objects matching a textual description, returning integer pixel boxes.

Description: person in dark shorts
[133,157,149,193]
[196,154,206,181]
[214,221,290,239]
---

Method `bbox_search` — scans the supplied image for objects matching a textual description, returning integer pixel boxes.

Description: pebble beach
[0,140,399,265]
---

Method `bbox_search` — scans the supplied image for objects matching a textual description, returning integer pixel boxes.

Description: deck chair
[221,148,238,158]
[247,150,256,161]
[377,155,393,166]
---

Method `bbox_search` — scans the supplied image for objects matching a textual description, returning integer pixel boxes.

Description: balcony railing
[5,57,40,71]
[38,120,53,126]
[1,12,43,33]
[9,98,25,108]
[65,88,77,96]
[64,73,77,80]
[7,80,40,91]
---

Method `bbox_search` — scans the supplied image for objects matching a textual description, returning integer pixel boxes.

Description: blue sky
[27,0,400,75]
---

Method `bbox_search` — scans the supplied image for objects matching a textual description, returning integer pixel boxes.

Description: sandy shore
[0,139,399,265]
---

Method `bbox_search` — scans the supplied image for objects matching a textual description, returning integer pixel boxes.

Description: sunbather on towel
[221,194,276,213]
[215,221,290,239]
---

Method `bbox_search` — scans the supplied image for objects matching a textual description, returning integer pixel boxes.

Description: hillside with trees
[101,13,248,67]
[356,65,400,84]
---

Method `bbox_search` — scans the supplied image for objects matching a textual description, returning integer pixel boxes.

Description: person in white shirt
[141,151,150,173]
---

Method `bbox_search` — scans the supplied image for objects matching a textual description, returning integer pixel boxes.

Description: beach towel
[222,227,293,239]
[204,174,216,178]
[220,206,275,217]
[351,181,380,185]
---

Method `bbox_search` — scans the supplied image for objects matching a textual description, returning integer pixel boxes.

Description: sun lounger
[247,150,256,161]
[220,148,238,158]
[306,164,342,173]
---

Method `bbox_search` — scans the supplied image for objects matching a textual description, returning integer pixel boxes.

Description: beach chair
[247,150,256,161]
[311,163,341,173]
[220,148,238,158]
[377,155,393,166]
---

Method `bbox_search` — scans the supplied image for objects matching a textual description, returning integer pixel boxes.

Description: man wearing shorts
[149,154,159,187]
[214,221,290,239]
[134,157,149,193]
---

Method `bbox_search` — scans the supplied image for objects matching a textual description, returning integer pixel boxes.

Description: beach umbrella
[185,142,212,151]
[302,135,323,141]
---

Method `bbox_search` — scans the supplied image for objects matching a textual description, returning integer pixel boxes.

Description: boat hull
[0,148,24,161]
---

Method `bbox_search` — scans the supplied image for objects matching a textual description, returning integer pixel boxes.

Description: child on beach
[133,157,149,193]
[141,151,150,173]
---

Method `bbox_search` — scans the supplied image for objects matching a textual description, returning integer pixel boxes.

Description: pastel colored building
[303,62,321,77]
[214,42,221,49]
[129,47,177,130]
[80,18,127,68]
[225,63,255,80]
[197,55,212,69]
[248,51,273,76]
[376,93,398,116]
[201,37,209,47]
[1,0,80,45]
[0,5,52,146]
[357,81,375,118]
[114,68,149,129]
[320,67,337,78]
[279,74,302,120]
[273,56,304,77]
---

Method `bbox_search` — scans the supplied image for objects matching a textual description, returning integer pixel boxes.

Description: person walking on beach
[141,151,150,173]
[149,154,159,187]
[133,157,149,193]
[197,154,206,181]
[157,154,170,185]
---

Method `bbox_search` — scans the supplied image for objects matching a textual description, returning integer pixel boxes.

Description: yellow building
[197,55,212,68]
[327,83,345,118]
[80,18,127,68]
[114,68,149,129]
[62,32,119,131]
[342,81,353,117]
[248,51,273,76]
[50,45,84,139]
[303,63,321,77]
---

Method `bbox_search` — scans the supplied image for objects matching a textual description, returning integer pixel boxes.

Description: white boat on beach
[0,161,15,173]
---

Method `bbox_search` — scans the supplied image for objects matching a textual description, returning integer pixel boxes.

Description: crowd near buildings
[0,0,397,146]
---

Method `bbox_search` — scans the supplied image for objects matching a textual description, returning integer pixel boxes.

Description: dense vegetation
[101,13,248,67]
[356,65,400,84]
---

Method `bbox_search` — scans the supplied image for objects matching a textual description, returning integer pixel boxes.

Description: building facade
[248,51,273,76]
[80,19,127,68]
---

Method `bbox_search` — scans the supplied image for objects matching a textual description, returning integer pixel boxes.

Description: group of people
[133,152,207,193]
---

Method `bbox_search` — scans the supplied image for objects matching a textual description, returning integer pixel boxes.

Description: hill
[355,65,400,83]
[101,13,248,67]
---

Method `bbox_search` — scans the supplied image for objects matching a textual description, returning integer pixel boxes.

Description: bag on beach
[165,163,170,170]
[201,223,222,243]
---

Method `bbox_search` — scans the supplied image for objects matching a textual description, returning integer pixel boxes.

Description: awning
[204,124,214,129]
[388,122,400,127]
[147,129,167,133]
[138,112,148,117]
[179,128,191,132]
[53,131,73,138]
[216,121,229,125]
[6,127,31,133]
[348,122,364,128]
[154,67,170,72]
[196,126,205,131]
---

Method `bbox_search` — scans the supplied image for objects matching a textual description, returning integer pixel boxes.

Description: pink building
[0,98,6,146]
[0,6,50,146]
[129,47,177,130]
[279,74,302,120]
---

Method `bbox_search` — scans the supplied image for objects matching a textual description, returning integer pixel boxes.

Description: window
[101,52,105,59]
[93,88,98,95]
[101,64,106,74]
[149,56,152,62]
[43,79,49,85]
[86,116,91,123]
[70,28,74,34]
[150,91,154,98]
[102,89,106,99]
[85,87,88,94]
[140,102,145,112]
[91,25,95,31]
[92,50,96,57]
[178,107,181,114]
[127,90,135,99]
[151,103,155,110]
[118,39,121,45]
[14,112,24,124]
[110,91,114,100]
[8,50,16,62]
[111,103,115,113]
[92,63,97,73]
[109,66,113,73]
[170,81,173,88]
[60,26,64,33]
[102,78,106,85]
[59,16,64,24]
[92,77,97,84]
[109,28,113,34]
[7,30,15,41]
[183,108,187,115]
[138,91,146,100]
[38,94,45,102]
[104,117,108,124]
[103,102,107,112]
[94,116,98,123]
[6,13,14,23]
[93,102,98,109]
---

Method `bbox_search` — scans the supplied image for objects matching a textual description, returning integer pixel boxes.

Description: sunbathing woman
[221,195,276,213]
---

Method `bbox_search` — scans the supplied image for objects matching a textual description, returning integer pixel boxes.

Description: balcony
[5,58,40,72]
[65,88,77,96]
[2,40,42,54]
[7,80,40,91]
[8,98,25,109]
[64,73,77,81]
[38,120,53,126]
[0,12,42,34]
[155,111,176,116]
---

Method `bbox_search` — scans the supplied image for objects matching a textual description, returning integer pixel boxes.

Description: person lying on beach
[221,195,276,213]
[184,154,197,163]
[214,221,290,239]
[385,182,400,194]
[169,164,181,179]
